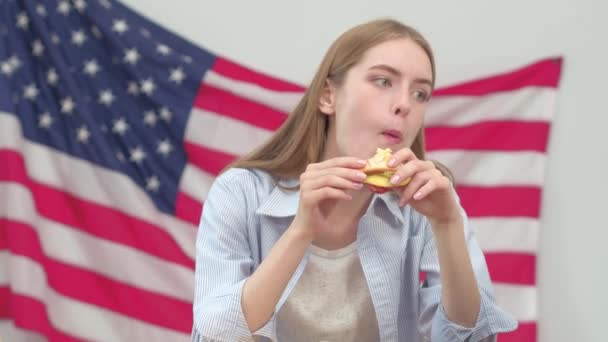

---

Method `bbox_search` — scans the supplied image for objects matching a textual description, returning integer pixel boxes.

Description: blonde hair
[229,19,441,181]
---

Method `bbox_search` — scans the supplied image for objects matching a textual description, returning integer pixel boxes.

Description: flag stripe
[497,322,537,342]
[433,58,561,96]
[0,151,194,268]
[194,84,288,131]
[425,121,550,152]
[426,151,546,187]
[175,192,204,225]
[2,219,192,332]
[204,70,302,114]
[426,87,557,126]
[471,217,540,253]
[457,186,542,218]
[1,182,194,302]
[184,141,237,175]
[485,253,535,284]
[0,320,47,342]
[1,253,190,341]
[494,283,537,321]
[0,287,83,342]
[213,57,306,92]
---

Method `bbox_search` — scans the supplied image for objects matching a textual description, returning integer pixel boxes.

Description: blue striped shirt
[192,168,518,341]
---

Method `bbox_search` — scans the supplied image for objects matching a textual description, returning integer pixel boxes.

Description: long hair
[228,19,440,182]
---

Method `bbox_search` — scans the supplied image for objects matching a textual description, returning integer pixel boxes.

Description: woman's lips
[382,129,403,144]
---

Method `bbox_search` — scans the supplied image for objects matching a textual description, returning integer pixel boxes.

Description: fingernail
[353,182,363,189]
[357,159,367,166]
[390,175,400,184]
[357,172,367,180]
[414,191,422,200]
[388,158,396,167]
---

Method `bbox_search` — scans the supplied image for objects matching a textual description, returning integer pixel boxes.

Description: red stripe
[425,121,551,152]
[457,186,541,217]
[0,286,9,317]
[193,84,288,131]
[484,252,536,285]
[184,142,237,176]
[434,57,562,96]
[0,287,83,342]
[497,321,537,342]
[175,191,203,225]
[212,57,306,92]
[0,150,194,268]
[1,218,192,333]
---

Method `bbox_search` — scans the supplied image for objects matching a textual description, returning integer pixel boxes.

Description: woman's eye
[374,77,392,87]
[412,90,429,102]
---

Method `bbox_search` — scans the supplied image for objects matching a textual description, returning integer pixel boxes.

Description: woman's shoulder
[211,167,280,198]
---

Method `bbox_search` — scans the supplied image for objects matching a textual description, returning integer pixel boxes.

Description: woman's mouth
[381,129,403,145]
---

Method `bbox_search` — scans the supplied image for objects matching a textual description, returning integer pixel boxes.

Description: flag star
[140,78,156,96]
[38,112,53,128]
[74,0,87,12]
[182,55,193,64]
[116,151,125,162]
[157,139,173,156]
[127,81,139,95]
[57,1,71,15]
[123,48,140,65]
[8,56,21,69]
[98,89,115,106]
[31,39,44,56]
[23,84,39,100]
[129,147,146,164]
[51,34,61,44]
[1,61,15,76]
[16,12,29,30]
[47,68,59,85]
[156,44,171,55]
[99,0,112,9]
[61,97,75,114]
[112,117,129,135]
[112,19,129,34]
[140,28,151,38]
[71,30,87,46]
[83,59,101,76]
[169,67,185,84]
[76,126,91,143]
[91,26,102,39]
[143,110,157,126]
[146,176,160,192]
[36,4,47,16]
[159,107,172,122]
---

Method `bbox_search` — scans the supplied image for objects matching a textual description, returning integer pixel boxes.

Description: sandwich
[362,148,411,194]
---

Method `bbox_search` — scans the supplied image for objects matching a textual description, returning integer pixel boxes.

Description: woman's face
[321,38,433,160]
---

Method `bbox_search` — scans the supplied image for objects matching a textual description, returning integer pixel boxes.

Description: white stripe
[185,107,272,156]
[0,112,196,259]
[426,150,546,186]
[204,70,302,114]
[427,87,557,126]
[178,164,215,202]
[3,253,189,342]
[0,182,194,302]
[494,283,537,321]
[0,320,47,342]
[470,217,540,253]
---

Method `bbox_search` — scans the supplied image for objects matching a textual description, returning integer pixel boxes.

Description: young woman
[192,18,518,342]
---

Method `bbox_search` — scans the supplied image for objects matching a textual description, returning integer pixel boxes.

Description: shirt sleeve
[416,192,519,341]
[191,169,275,342]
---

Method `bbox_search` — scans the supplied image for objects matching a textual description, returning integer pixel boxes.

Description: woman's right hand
[290,157,368,242]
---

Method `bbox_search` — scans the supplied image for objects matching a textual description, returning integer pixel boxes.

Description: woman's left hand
[387,148,461,225]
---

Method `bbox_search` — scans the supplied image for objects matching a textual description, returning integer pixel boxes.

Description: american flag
[0,0,561,341]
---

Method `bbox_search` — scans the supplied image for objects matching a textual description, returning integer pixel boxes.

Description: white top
[276,241,380,342]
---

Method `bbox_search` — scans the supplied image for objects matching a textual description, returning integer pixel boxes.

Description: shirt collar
[256,178,406,227]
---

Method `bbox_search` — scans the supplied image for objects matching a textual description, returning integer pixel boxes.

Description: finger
[311,187,353,202]
[411,174,451,202]
[398,169,436,206]
[311,157,368,171]
[390,160,436,187]
[305,174,363,191]
[387,148,417,168]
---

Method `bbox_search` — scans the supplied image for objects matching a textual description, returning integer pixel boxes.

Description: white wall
[121,1,608,341]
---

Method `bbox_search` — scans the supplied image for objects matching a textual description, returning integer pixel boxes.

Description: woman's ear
[318,80,336,115]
